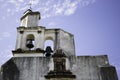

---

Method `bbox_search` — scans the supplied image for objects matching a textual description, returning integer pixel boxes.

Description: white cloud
[64,7,76,16]
[55,7,64,15]
[29,0,39,5]
[45,0,53,6]
[42,14,52,19]
[40,0,94,18]
[0,0,96,20]
[18,0,24,3]
[80,0,96,7]
[64,1,78,16]
[7,0,16,3]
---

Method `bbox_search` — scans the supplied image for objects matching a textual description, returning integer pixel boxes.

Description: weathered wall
[59,30,75,56]
[20,11,40,27]
[72,55,111,80]
[1,55,118,80]
[16,28,75,56]
[2,57,50,80]
[16,27,46,50]
[100,66,118,80]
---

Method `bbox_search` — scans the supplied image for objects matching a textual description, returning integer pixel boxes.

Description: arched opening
[44,40,54,57]
[26,34,35,50]
[44,40,54,50]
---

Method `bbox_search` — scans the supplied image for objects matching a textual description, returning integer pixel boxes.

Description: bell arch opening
[44,36,54,50]
[44,40,54,50]
[26,34,35,50]
[44,39,54,57]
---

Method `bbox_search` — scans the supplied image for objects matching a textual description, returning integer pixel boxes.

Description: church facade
[0,9,118,80]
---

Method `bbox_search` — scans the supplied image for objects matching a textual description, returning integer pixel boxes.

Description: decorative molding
[12,48,45,54]
[44,70,76,79]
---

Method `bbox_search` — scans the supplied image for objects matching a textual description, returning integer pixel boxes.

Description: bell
[45,46,53,57]
[26,39,34,49]
[45,53,51,57]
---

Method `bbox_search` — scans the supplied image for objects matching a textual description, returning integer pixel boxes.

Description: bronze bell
[26,39,34,49]
[45,46,53,57]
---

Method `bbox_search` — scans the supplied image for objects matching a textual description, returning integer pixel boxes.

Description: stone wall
[59,30,75,56]
[1,55,118,80]
[71,55,118,80]
[2,57,50,80]
[16,27,75,56]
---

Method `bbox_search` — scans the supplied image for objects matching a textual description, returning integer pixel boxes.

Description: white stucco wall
[15,28,75,56]
[72,55,109,80]
[1,55,117,80]
[16,27,45,50]
[59,30,75,56]
[21,13,40,27]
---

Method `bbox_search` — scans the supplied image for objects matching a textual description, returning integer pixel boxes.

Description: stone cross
[28,3,32,10]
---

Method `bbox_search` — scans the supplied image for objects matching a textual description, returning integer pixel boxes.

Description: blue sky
[0,0,120,78]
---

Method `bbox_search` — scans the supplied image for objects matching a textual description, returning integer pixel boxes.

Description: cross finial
[28,3,32,10]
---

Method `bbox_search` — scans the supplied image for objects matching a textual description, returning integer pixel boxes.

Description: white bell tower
[13,9,75,58]
[13,9,45,57]
[20,9,40,27]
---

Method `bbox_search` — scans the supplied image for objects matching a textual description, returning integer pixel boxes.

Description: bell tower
[20,9,40,27]
[13,9,46,57]
[13,9,76,57]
